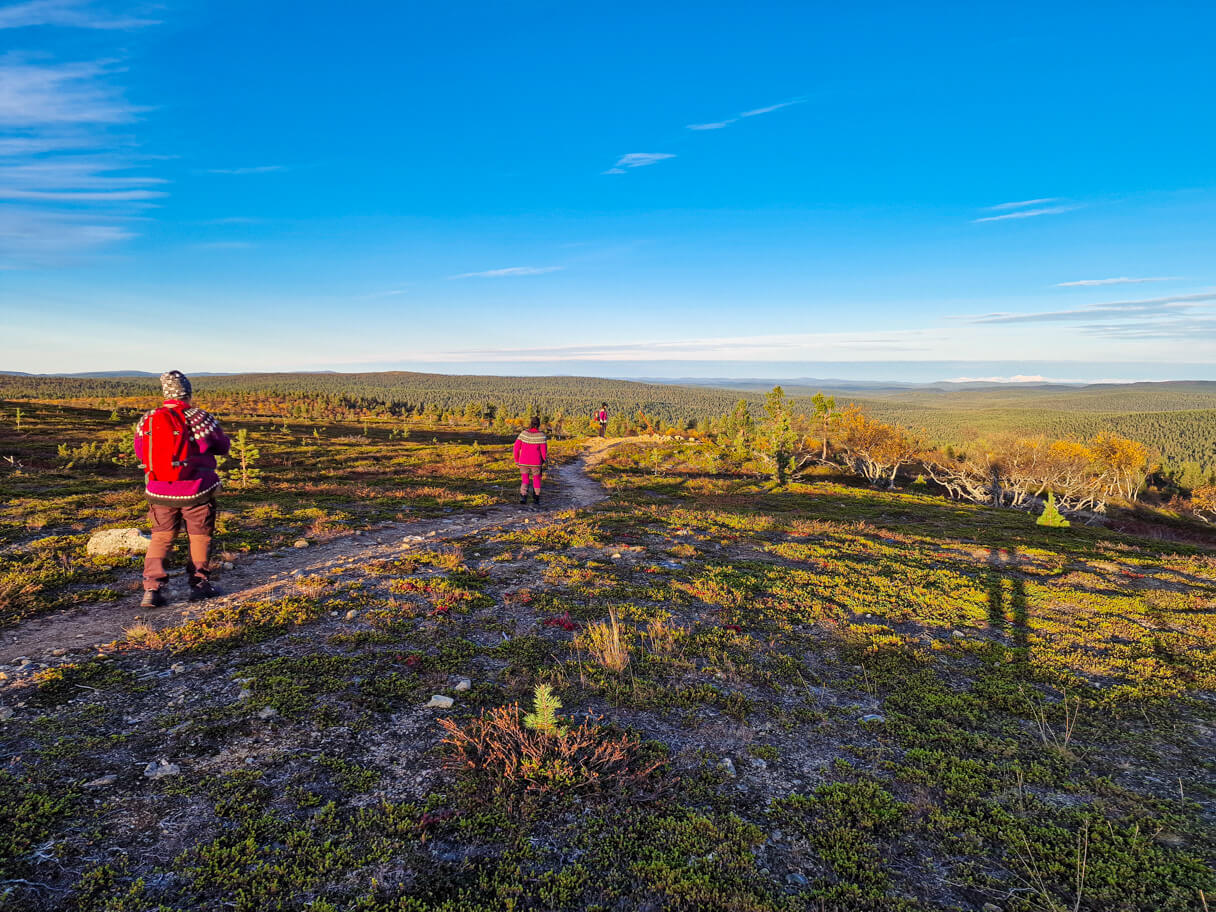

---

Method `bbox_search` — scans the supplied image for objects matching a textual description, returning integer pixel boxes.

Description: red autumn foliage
[439,702,664,796]
[543,613,578,631]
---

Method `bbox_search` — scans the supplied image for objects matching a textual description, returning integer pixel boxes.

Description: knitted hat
[160,370,192,400]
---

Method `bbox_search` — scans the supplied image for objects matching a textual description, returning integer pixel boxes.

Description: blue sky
[2,0,1215,380]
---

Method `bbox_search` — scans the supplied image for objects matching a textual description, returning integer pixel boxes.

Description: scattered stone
[236,688,252,701]
[951,629,966,639]
[222,561,235,570]
[1154,832,1185,848]
[718,757,737,777]
[0,707,13,721]
[14,657,31,667]
[858,714,886,724]
[294,539,310,549]
[0,671,7,681]
[982,904,1003,912]
[290,569,302,576]
[611,553,622,559]
[50,647,68,657]
[86,528,150,557]
[84,774,117,789]
[257,706,278,720]
[750,757,768,771]
[453,677,472,692]
[426,694,455,709]
[170,663,186,674]
[329,610,339,617]
[786,872,808,887]
[143,760,181,779]
[344,609,359,620]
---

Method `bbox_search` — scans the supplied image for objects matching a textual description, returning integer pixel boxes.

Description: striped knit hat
[160,370,192,400]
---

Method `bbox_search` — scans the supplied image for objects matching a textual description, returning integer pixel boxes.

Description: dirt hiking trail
[2,440,653,664]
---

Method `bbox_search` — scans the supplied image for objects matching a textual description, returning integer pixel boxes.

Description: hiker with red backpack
[595,403,609,437]
[513,417,548,506]
[133,371,230,607]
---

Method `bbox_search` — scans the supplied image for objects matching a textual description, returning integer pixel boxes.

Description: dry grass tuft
[583,606,631,672]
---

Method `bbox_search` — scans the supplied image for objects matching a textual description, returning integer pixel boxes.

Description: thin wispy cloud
[1055,276,1181,287]
[0,55,144,125]
[985,197,1059,211]
[360,288,408,298]
[449,266,564,279]
[740,99,801,117]
[205,165,285,175]
[0,0,159,30]
[422,329,931,362]
[0,39,162,267]
[973,205,1078,223]
[602,152,675,175]
[686,98,802,132]
[965,291,1216,326]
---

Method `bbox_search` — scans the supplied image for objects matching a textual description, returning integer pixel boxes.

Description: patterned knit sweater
[133,400,231,503]
[513,428,548,467]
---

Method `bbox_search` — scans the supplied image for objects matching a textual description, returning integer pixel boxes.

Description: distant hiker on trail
[595,403,609,437]
[513,417,548,506]
[133,371,230,607]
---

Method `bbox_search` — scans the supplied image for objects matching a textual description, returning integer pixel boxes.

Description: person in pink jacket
[513,417,548,505]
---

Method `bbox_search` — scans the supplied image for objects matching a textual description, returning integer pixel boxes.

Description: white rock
[257,706,278,720]
[236,688,252,701]
[453,678,472,692]
[858,714,885,724]
[426,694,454,709]
[86,528,150,557]
[170,663,186,674]
[344,609,359,620]
[84,774,117,788]
[222,561,235,570]
[718,757,736,777]
[0,707,13,721]
[143,760,181,779]
[294,539,310,549]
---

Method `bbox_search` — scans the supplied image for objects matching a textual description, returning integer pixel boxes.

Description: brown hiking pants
[143,499,217,591]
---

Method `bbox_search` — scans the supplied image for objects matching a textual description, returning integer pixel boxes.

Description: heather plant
[439,700,663,797]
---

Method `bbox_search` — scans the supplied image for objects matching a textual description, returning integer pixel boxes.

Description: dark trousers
[143,499,217,590]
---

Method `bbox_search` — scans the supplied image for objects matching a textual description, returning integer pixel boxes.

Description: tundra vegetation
[0,385,1213,911]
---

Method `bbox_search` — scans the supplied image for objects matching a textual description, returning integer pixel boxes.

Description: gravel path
[1,454,616,664]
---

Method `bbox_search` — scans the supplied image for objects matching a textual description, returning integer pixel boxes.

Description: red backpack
[142,406,193,482]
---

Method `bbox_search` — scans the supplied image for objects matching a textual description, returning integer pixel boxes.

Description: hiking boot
[189,580,221,602]
[519,493,528,505]
[140,589,165,609]
[531,491,541,506]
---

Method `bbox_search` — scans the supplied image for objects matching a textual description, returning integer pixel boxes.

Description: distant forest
[2,372,1214,473]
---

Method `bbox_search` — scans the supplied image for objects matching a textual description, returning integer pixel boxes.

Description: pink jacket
[513,428,548,467]
[134,401,231,504]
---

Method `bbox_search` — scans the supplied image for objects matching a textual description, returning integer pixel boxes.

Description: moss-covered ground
[1,429,1213,911]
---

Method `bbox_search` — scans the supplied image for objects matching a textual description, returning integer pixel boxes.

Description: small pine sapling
[225,428,263,489]
[523,683,567,737]
[1036,492,1070,528]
